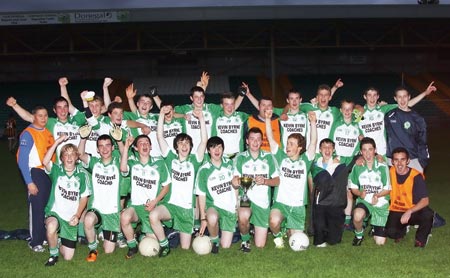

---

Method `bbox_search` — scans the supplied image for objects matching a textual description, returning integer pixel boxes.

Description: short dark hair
[247,127,263,139]
[394,86,410,97]
[32,105,47,115]
[392,147,410,160]
[133,134,151,147]
[160,101,174,108]
[288,133,306,154]
[207,136,224,150]
[107,102,123,114]
[97,134,113,147]
[360,137,376,150]
[317,84,331,93]
[319,138,335,149]
[190,86,205,97]
[53,96,69,109]
[173,133,193,154]
[364,87,379,96]
[286,89,301,99]
[135,94,153,105]
[220,92,236,103]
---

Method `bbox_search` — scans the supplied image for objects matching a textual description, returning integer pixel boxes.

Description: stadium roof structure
[0,1,449,56]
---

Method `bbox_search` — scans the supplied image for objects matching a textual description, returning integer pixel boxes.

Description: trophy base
[240,201,251,208]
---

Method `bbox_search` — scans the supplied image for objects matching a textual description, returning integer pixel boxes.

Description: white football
[289,232,309,251]
[138,236,160,257]
[192,235,212,255]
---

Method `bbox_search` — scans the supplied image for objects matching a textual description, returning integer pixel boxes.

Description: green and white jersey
[124,111,161,157]
[301,103,340,153]
[273,107,308,149]
[122,156,171,206]
[163,150,203,209]
[211,111,248,157]
[330,117,362,158]
[84,115,114,157]
[195,157,236,213]
[175,103,222,153]
[84,152,122,214]
[272,148,313,207]
[348,160,391,208]
[233,150,279,209]
[358,104,397,156]
[163,118,185,153]
[45,162,90,221]
[46,109,86,163]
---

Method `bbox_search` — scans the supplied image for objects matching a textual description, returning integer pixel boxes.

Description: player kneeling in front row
[349,137,391,246]
[43,135,90,266]
[264,110,317,248]
[120,135,171,258]
[196,136,238,254]
[385,147,434,248]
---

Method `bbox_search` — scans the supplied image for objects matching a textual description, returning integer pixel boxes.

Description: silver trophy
[240,177,254,208]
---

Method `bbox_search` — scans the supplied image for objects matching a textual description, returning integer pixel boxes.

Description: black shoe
[211,243,219,254]
[125,246,139,259]
[240,241,251,253]
[159,245,170,257]
[45,256,58,267]
[352,236,364,246]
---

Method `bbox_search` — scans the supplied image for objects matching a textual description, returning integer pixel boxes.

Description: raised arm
[306,111,317,158]
[120,136,134,173]
[102,77,113,110]
[125,84,138,113]
[157,105,170,155]
[408,81,437,107]
[58,77,76,115]
[193,109,207,161]
[43,135,68,171]
[126,120,150,135]
[264,109,279,154]
[242,82,259,110]
[330,78,344,98]
[78,138,90,165]
[6,97,33,123]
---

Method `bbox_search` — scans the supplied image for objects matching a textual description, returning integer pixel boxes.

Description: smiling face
[96,138,114,159]
[54,100,69,122]
[190,90,205,109]
[258,99,273,119]
[136,96,153,116]
[33,108,49,129]
[208,144,224,162]
[135,136,151,157]
[60,144,79,172]
[392,151,410,175]
[319,141,335,161]
[222,97,235,116]
[394,89,411,111]
[89,99,103,118]
[364,89,379,109]
[285,137,302,159]
[287,92,301,111]
[108,108,123,125]
[317,89,331,110]
[246,131,262,153]
[361,142,376,163]
[340,101,354,122]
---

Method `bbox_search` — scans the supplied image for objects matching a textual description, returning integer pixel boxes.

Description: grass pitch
[0,127,449,278]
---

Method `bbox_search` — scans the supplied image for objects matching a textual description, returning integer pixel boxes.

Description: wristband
[238,86,247,96]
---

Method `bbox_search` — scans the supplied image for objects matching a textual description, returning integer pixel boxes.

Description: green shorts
[120,176,131,197]
[207,205,237,233]
[162,203,194,234]
[88,209,121,233]
[129,205,153,234]
[271,202,306,231]
[250,202,270,228]
[356,200,389,227]
[46,212,78,242]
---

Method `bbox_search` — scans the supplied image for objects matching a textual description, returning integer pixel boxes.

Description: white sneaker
[316,242,327,248]
[116,238,127,248]
[274,237,285,249]
[28,242,45,253]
